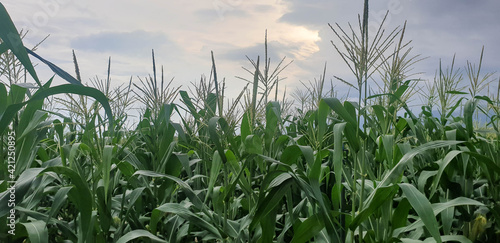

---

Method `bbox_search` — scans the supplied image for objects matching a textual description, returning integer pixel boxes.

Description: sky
[3,0,500,110]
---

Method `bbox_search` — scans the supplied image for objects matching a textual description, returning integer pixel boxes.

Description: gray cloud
[194,7,249,22]
[220,40,302,63]
[71,30,174,57]
[278,0,500,82]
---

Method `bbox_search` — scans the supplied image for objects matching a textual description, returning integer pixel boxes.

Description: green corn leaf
[321,98,356,127]
[132,170,204,210]
[372,105,387,133]
[0,84,114,137]
[317,98,330,148]
[241,110,252,142]
[321,98,361,151]
[464,99,477,139]
[250,175,293,230]
[332,123,346,205]
[96,185,112,233]
[42,167,92,240]
[208,116,231,163]
[15,207,77,241]
[382,135,395,167]
[0,3,41,86]
[0,168,44,217]
[9,84,27,105]
[264,101,280,149]
[379,140,462,188]
[392,198,411,229]
[280,145,303,166]
[47,186,72,224]
[245,135,263,154]
[429,150,463,197]
[400,235,473,243]
[206,150,223,203]
[350,141,462,231]
[179,90,200,121]
[400,183,441,243]
[0,42,8,53]
[259,208,278,243]
[26,49,81,85]
[0,83,7,113]
[418,171,438,193]
[150,203,222,239]
[251,56,260,121]
[394,197,483,237]
[115,229,166,243]
[290,214,325,243]
[21,220,48,243]
[349,184,398,230]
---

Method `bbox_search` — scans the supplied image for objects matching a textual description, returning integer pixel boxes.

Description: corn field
[1,1,500,242]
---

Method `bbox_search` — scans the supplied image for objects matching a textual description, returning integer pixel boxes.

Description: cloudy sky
[4,0,500,107]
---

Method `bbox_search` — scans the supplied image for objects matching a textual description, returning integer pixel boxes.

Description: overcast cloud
[3,0,499,104]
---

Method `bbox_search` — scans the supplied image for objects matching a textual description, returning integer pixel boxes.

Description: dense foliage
[1,1,500,242]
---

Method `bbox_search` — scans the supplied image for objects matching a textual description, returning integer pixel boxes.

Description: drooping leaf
[115,229,167,243]
[21,220,48,243]
[150,203,222,239]
[290,214,325,243]
[400,183,441,243]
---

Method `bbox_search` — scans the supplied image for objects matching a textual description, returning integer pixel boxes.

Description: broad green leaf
[115,229,166,243]
[425,235,472,243]
[206,151,223,203]
[394,197,483,237]
[15,207,77,241]
[102,145,114,203]
[280,145,303,166]
[400,183,441,243]
[0,168,44,217]
[392,198,411,229]
[372,105,387,133]
[250,176,293,230]
[132,170,204,210]
[429,150,463,197]
[332,122,346,209]
[150,203,222,239]
[382,135,394,166]
[0,83,7,114]
[463,99,477,139]
[0,84,114,136]
[418,171,437,193]
[290,214,325,243]
[208,116,230,163]
[241,110,252,142]
[47,186,72,224]
[265,102,281,149]
[9,84,27,107]
[400,236,472,243]
[0,3,40,86]
[380,140,462,188]
[179,90,200,121]
[259,208,278,243]
[26,49,81,85]
[245,135,263,154]
[349,184,398,230]
[21,220,48,243]
[96,184,112,233]
[42,167,92,242]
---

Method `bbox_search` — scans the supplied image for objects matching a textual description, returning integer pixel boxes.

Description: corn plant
[1,1,500,243]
